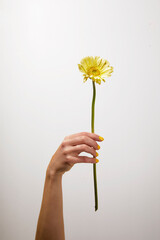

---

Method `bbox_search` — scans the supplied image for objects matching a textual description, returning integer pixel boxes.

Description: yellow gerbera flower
[78,56,114,85]
[77,55,114,211]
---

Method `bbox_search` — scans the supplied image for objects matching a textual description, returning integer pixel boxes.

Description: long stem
[91,80,98,211]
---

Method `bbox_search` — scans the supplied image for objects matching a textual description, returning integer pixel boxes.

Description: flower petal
[78,64,86,73]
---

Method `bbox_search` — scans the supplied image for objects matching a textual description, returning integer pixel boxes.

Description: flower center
[88,67,100,76]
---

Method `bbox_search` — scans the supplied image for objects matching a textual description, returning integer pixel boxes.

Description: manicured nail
[96,152,99,157]
[96,159,99,163]
[99,136,104,141]
[97,144,100,150]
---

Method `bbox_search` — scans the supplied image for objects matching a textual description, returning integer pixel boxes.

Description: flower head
[78,56,113,85]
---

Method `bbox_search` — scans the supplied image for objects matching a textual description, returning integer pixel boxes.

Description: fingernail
[97,144,100,150]
[96,152,99,157]
[99,136,104,141]
[96,159,99,163]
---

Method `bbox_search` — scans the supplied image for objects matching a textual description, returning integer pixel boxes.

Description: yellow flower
[78,56,113,85]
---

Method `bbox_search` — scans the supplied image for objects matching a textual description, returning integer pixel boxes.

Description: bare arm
[35,132,104,240]
[35,171,64,240]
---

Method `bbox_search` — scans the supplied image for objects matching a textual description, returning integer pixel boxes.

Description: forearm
[35,171,65,240]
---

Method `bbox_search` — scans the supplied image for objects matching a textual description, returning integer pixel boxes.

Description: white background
[1,0,160,239]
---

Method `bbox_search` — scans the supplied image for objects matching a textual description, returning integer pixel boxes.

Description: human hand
[46,132,104,178]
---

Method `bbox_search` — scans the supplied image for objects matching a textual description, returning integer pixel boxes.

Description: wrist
[46,167,63,182]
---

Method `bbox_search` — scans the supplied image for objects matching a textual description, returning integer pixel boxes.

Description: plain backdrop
[1,0,160,239]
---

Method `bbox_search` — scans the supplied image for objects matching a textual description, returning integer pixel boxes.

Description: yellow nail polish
[96,152,99,157]
[97,144,100,150]
[96,159,99,163]
[99,136,104,141]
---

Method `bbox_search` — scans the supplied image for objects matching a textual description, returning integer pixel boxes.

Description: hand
[46,132,104,178]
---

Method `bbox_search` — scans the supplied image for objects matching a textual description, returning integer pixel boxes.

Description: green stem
[91,80,98,211]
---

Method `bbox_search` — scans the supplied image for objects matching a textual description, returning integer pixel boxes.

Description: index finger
[65,132,104,141]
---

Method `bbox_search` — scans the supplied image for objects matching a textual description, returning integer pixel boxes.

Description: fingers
[61,132,104,165]
[64,136,99,150]
[63,132,104,150]
[63,144,98,158]
[66,155,99,164]
[64,132,104,142]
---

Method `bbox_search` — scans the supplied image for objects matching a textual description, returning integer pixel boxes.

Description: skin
[35,131,103,240]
